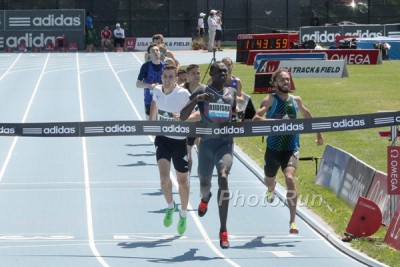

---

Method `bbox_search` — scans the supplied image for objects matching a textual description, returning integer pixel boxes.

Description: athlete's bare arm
[294,96,323,145]
[252,94,274,121]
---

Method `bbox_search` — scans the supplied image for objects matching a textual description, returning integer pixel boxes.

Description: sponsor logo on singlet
[158,111,174,121]
[208,103,230,119]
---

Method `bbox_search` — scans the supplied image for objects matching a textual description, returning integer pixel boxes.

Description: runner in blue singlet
[136,44,165,119]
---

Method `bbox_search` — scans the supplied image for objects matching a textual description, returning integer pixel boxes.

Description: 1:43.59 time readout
[242,38,289,50]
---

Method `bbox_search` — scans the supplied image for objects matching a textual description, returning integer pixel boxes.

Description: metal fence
[0,0,399,42]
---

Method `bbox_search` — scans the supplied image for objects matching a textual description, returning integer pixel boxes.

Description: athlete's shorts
[145,104,151,116]
[198,138,233,177]
[264,149,299,177]
[155,136,188,173]
[187,137,196,147]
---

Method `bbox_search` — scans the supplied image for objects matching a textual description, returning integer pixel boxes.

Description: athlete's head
[186,64,200,84]
[177,69,188,85]
[221,57,233,74]
[147,43,161,61]
[209,61,228,85]
[162,65,178,90]
[271,68,291,93]
[152,34,164,44]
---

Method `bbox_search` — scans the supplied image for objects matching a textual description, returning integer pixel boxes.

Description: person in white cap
[113,23,125,52]
[207,10,218,52]
[215,10,223,51]
[197,13,205,37]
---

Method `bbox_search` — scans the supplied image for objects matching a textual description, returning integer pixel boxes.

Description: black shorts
[114,38,125,47]
[198,138,233,177]
[187,137,196,147]
[199,28,204,36]
[215,30,222,41]
[145,104,151,116]
[264,149,298,177]
[155,136,188,173]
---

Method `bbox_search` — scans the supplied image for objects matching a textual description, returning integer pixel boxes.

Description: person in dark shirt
[180,61,237,249]
[136,44,165,119]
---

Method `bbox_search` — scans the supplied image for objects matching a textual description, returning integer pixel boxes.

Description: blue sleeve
[137,62,148,81]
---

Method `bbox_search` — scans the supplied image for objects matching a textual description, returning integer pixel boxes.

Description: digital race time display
[236,33,299,63]
[239,38,289,50]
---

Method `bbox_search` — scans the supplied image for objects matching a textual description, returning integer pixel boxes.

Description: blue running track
[0,50,380,266]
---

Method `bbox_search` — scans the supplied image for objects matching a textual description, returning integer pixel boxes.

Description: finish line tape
[0,111,399,138]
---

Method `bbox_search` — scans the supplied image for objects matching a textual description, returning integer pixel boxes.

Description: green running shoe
[177,214,187,235]
[266,190,275,204]
[163,204,175,228]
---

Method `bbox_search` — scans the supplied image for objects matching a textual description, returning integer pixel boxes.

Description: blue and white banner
[256,59,348,78]
[134,37,192,51]
[0,111,398,138]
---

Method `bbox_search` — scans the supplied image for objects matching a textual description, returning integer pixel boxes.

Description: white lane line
[0,53,22,81]
[106,51,240,267]
[76,53,109,267]
[104,53,142,118]
[0,53,50,182]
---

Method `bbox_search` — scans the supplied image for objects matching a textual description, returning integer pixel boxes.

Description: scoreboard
[236,33,299,63]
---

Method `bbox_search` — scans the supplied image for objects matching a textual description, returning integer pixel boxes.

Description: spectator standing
[215,11,223,51]
[85,12,94,32]
[55,34,66,52]
[136,44,165,119]
[197,13,206,37]
[113,23,125,52]
[100,26,112,50]
[207,10,218,52]
[85,12,95,52]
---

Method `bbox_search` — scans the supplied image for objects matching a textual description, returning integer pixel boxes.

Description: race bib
[208,103,230,120]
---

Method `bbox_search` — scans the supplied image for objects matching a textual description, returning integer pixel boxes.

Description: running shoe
[289,222,299,234]
[266,190,275,204]
[219,231,230,249]
[163,204,175,228]
[198,192,212,217]
[177,214,187,235]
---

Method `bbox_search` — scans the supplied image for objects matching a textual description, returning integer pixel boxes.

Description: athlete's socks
[168,201,175,209]
[179,209,187,218]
